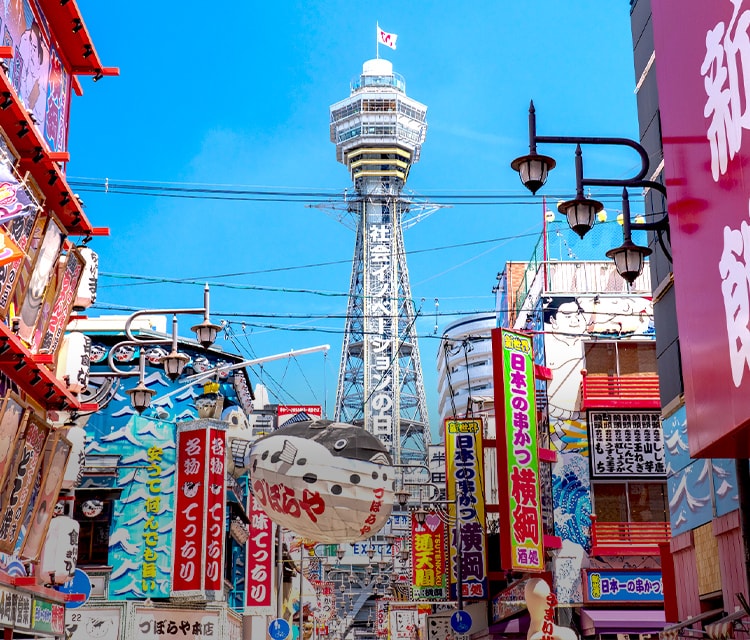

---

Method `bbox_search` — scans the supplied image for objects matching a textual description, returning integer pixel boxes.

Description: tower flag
[377,24,397,50]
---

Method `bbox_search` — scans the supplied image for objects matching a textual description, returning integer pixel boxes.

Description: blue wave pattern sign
[86,341,248,600]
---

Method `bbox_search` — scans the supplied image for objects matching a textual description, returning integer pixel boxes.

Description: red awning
[581,608,667,636]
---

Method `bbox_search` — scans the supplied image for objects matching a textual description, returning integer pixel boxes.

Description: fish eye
[333,438,347,450]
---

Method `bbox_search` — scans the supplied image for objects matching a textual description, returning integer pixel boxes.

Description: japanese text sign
[584,570,663,603]
[492,328,544,572]
[135,607,219,639]
[204,426,227,598]
[444,418,488,600]
[651,0,750,456]
[410,511,447,600]
[0,414,49,552]
[172,421,227,599]
[245,493,275,615]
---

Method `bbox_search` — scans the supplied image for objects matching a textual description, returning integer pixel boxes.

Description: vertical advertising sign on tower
[492,328,544,572]
[444,418,488,600]
[365,221,398,456]
[171,420,227,600]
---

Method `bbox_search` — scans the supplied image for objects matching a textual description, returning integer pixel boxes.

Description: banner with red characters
[171,420,227,599]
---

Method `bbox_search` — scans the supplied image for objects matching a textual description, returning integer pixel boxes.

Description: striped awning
[659,608,724,640]
[705,610,747,640]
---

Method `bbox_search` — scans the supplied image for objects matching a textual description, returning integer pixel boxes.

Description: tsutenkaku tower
[330,58,430,465]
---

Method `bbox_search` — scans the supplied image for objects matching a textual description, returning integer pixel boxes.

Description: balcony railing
[581,371,661,409]
[590,515,671,556]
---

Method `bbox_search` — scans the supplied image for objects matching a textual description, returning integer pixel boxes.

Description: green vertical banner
[496,328,544,572]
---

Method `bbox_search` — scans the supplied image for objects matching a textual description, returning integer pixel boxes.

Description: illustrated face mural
[249,420,395,543]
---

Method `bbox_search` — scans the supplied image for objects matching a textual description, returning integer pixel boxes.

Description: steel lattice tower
[330,58,430,465]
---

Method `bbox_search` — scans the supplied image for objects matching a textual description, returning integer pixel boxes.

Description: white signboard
[589,411,666,478]
[65,606,122,640]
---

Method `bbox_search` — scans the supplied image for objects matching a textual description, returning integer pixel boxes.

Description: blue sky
[70,2,641,441]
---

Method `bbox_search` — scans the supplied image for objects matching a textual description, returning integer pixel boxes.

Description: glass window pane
[628,482,668,522]
[593,483,627,522]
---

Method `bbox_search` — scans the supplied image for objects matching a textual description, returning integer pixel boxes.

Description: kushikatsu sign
[444,418,488,600]
[492,328,544,572]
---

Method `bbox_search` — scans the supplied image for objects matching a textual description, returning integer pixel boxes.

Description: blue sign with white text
[587,570,663,603]
[269,618,291,640]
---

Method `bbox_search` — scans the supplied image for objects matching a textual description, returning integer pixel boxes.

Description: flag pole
[376,22,380,59]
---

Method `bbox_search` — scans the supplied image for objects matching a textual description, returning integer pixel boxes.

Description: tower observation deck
[330,58,430,465]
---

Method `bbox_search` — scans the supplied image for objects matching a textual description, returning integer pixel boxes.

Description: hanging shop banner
[313,581,335,624]
[0,413,49,552]
[134,606,220,639]
[40,247,84,355]
[204,425,227,599]
[171,423,209,598]
[16,216,64,344]
[650,0,750,457]
[0,393,27,493]
[583,570,663,604]
[376,598,392,637]
[444,417,488,600]
[411,511,447,600]
[245,493,275,615]
[0,211,43,318]
[21,430,72,560]
[491,328,545,572]
[0,230,23,267]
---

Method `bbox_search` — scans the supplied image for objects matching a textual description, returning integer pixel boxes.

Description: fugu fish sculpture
[249,420,395,543]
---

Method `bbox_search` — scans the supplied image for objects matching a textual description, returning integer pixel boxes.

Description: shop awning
[659,608,724,640]
[581,608,667,636]
[487,613,530,636]
[705,610,748,640]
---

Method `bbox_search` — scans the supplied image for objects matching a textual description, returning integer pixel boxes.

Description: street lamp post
[510,101,670,283]
[99,284,222,414]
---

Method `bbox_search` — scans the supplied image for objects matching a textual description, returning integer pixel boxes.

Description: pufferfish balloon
[249,420,394,543]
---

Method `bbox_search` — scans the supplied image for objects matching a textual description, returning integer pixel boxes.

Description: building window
[592,481,668,523]
[584,341,657,376]
[75,497,113,566]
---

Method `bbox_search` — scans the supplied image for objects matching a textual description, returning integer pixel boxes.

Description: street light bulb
[606,240,652,284]
[127,381,156,414]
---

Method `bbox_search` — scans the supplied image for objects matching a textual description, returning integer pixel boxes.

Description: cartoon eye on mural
[249,420,395,543]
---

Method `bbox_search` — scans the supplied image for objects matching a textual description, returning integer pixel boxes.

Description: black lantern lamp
[191,284,221,348]
[556,144,604,238]
[126,352,157,414]
[161,315,191,381]
[510,101,556,195]
[606,190,652,284]
[511,101,670,278]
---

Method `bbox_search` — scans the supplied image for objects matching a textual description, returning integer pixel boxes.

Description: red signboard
[410,511,447,600]
[172,426,208,597]
[652,0,750,456]
[204,427,226,597]
[245,493,274,614]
